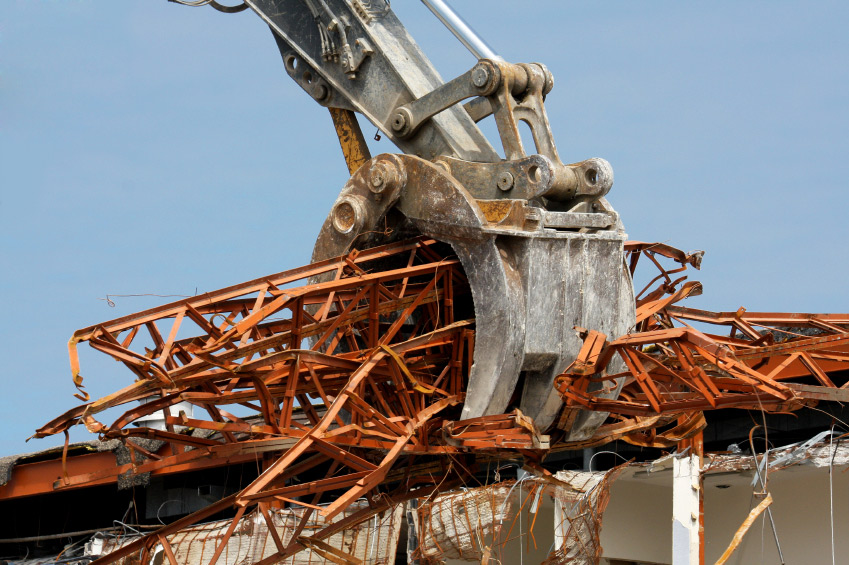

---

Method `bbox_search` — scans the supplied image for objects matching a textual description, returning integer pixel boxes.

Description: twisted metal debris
[556,242,849,420]
[30,233,849,563]
[34,238,545,564]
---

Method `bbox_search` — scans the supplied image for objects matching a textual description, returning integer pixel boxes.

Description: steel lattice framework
[32,237,849,563]
[34,238,546,564]
[558,242,849,416]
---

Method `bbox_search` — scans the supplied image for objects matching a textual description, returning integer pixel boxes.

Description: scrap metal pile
[555,242,849,449]
[22,0,849,562]
[31,233,849,563]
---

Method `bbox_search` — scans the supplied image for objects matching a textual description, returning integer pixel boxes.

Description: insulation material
[92,501,403,565]
[544,468,622,565]
[705,436,849,475]
[412,483,513,563]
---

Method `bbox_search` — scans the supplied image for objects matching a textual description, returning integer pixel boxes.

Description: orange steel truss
[32,238,545,564]
[29,237,849,562]
[556,242,849,419]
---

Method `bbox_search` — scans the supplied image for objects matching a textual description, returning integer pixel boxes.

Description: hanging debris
[412,483,512,563]
[89,500,405,565]
[545,468,623,565]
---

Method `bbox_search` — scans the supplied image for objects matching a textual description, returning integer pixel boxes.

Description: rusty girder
[32,237,849,560]
[33,238,548,564]
[556,242,849,420]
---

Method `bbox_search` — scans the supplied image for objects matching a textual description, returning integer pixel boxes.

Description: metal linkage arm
[196,1,611,206]
[390,58,613,203]
[244,0,500,162]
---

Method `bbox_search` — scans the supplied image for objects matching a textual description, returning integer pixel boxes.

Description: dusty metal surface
[311,151,633,433]
[254,0,499,162]
[239,0,635,437]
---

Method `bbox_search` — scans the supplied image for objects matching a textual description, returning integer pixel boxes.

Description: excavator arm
[184,0,635,437]
[253,0,498,162]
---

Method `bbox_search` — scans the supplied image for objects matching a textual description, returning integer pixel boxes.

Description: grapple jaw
[311,52,636,438]
[312,153,635,438]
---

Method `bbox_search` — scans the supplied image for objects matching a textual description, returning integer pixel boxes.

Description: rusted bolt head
[471,63,491,88]
[331,196,366,235]
[368,160,402,195]
[497,171,515,191]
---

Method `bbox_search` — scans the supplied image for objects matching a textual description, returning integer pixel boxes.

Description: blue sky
[1,1,848,456]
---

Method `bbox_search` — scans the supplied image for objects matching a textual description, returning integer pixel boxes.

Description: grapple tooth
[312,154,635,438]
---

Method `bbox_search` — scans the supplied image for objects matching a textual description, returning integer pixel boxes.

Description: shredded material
[413,483,513,563]
[92,501,404,565]
[544,468,623,564]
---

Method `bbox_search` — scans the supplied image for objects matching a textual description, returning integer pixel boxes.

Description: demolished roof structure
[2,234,848,563]
[4,2,848,564]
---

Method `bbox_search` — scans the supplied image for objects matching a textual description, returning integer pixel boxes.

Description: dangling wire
[829,424,837,565]
[167,0,249,13]
[748,425,785,564]
[587,450,629,472]
[518,478,524,565]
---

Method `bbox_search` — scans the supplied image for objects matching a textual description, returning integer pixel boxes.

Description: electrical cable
[829,425,836,565]
[587,450,628,472]
[167,0,249,13]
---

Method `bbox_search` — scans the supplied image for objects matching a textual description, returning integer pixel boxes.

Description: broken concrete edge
[611,432,849,483]
[0,427,220,490]
[1,471,624,563]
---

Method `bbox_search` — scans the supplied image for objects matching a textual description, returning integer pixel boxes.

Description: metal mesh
[97,501,403,565]
[543,468,623,565]
[413,483,513,563]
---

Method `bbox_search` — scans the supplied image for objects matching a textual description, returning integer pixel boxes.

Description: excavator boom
[223,0,635,434]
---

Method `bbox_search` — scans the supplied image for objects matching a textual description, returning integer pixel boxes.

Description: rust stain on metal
[24,236,849,563]
[329,107,372,175]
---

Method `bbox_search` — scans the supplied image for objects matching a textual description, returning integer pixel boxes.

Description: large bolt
[497,171,515,191]
[368,158,404,196]
[311,84,328,102]
[390,111,408,133]
[471,63,491,88]
[390,108,415,137]
[331,196,367,235]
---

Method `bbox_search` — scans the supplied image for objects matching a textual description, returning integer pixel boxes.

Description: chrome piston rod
[420,0,503,61]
